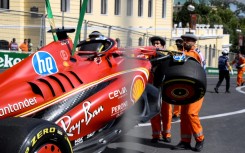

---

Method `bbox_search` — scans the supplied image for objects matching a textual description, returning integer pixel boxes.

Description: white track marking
[137,85,245,127]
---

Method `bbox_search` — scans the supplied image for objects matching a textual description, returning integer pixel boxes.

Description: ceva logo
[32,51,58,75]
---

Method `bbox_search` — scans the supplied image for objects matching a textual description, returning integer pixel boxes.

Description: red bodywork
[0,37,157,146]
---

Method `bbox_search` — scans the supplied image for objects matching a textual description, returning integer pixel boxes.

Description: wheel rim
[36,143,62,153]
[162,80,197,104]
[167,83,194,100]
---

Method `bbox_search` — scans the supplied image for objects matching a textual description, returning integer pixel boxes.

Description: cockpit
[77,36,114,53]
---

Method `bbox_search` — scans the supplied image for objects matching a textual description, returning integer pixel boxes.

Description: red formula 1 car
[0,1,206,152]
[0,29,162,153]
[0,31,206,153]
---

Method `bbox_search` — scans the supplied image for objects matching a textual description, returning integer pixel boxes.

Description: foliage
[175,2,196,27]
[233,1,245,16]
[209,0,231,9]
[196,4,212,24]
[174,0,245,52]
[208,11,222,27]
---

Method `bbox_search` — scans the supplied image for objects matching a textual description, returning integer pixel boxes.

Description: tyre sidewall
[161,77,205,104]
[19,123,72,153]
[154,57,206,105]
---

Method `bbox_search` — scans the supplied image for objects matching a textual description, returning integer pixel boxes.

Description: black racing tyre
[0,117,73,153]
[153,57,206,105]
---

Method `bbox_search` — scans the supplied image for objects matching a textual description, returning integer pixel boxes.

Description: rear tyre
[0,117,73,153]
[153,57,206,105]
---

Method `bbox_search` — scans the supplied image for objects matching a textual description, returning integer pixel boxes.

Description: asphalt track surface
[1,68,244,153]
[103,75,245,153]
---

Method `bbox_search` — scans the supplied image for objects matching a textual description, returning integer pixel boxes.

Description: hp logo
[32,51,58,75]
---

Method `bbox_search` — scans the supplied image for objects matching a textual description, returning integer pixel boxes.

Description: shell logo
[131,75,145,103]
[63,61,70,67]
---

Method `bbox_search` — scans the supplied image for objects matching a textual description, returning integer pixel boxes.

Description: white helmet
[222,49,229,55]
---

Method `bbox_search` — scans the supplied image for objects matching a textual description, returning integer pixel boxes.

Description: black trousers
[215,70,230,91]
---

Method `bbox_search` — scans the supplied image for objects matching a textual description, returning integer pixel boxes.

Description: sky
[230,2,245,17]
[236,0,245,4]
[174,0,245,17]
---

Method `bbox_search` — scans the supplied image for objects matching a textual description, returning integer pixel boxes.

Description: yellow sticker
[63,61,70,67]
[131,76,145,103]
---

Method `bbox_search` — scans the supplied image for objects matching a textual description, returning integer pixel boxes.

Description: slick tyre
[0,117,73,153]
[153,57,206,105]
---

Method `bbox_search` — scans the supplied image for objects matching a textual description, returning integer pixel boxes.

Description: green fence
[206,67,237,75]
[0,51,30,69]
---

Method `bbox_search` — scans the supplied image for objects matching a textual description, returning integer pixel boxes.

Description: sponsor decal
[75,137,84,146]
[87,131,95,139]
[75,131,98,146]
[109,87,127,99]
[94,57,102,64]
[63,61,70,67]
[31,127,56,147]
[0,53,27,68]
[60,50,69,60]
[173,54,185,62]
[0,97,37,117]
[131,75,145,103]
[111,101,128,117]
[61,40,69,45]
[32,51,58,75]
[57,101,104,137]
[25,127,71,153]
[74,131,96,146]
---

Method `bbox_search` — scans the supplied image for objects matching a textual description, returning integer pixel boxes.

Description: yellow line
[16,67,149,117]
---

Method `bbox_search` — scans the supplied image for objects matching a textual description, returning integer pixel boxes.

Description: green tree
[174,0,245,52]
[208,12,222,27]
[209,0,231,9]
[175,2,198,28]
[233,1,245,16]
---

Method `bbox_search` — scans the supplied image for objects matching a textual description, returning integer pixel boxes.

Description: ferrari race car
[0,1,206,152]
[0,32,206,153]
[0,29,162,153]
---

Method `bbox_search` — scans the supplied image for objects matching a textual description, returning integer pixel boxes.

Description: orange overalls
[150,101,172,139]
[150,50,172,139]
[232,55,245,86]
[173,105,181,117]
[179,47,205,143]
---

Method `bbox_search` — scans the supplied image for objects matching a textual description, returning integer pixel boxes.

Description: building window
[208,44,212,66]
[148,0,152,17]
[127,37,132,46]
[138,37,143,46]
[138,0,143,17]
[116,38,121,47]
[0,0,9,9]
[101,0,107,14]
[205,45,208,63]
[114,0,121,15]
[213,44,216,57]
[86,0,92,13]
[162,0,166,18]
[127,0,133,16]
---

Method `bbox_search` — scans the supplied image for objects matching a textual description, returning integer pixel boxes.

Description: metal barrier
[0,9,229,68]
